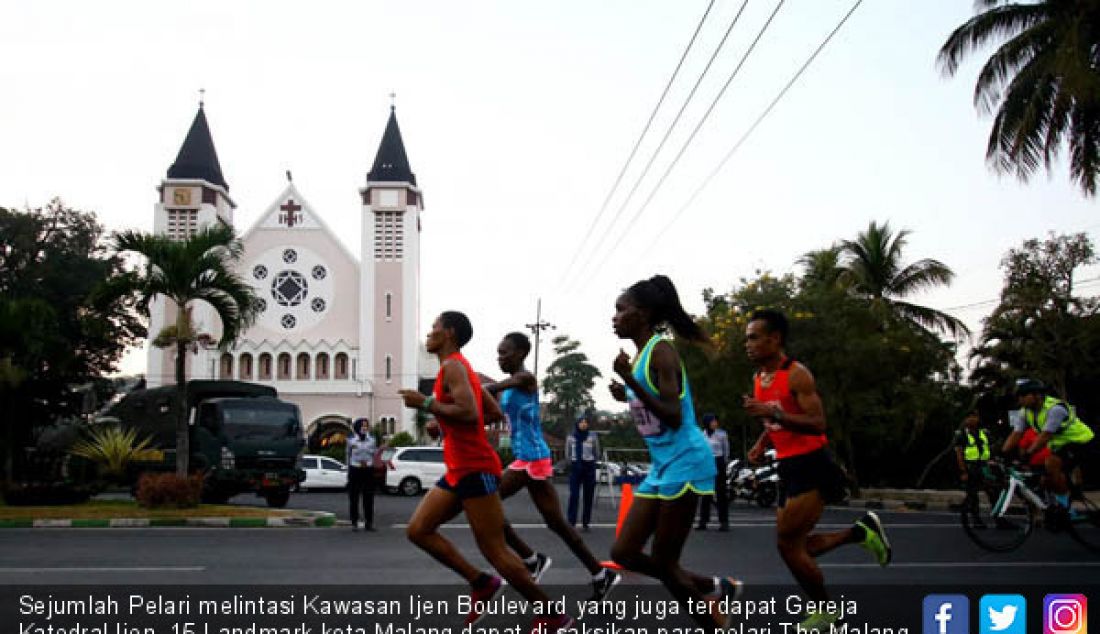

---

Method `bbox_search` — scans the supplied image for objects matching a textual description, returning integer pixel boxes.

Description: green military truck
[105,380,305,507]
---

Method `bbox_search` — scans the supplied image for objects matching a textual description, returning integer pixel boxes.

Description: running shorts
[436,471,500,500]
[507,458,554,480]
[776,447,847,507]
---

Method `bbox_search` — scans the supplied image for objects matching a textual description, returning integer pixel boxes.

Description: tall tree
[839,221,969,338]
[104,224,258,477]
[938,1,1100,196]
[0,200,145,480]
[971,232,1099,401]
[542,335,602,437]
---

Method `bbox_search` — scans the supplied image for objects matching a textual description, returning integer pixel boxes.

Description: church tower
[359,106,423,434]
[147,102,236,386]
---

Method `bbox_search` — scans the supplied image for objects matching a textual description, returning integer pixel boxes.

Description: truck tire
[265,488,291,508]
[399,477,422,496]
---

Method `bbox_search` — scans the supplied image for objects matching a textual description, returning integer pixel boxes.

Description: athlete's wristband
[421,395,435,414]
[772,406,785,422]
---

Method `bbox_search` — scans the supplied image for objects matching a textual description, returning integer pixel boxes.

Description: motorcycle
[726,448,780,508]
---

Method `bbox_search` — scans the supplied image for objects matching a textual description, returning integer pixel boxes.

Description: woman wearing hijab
[346,417,377,531]
[565,414,600,531]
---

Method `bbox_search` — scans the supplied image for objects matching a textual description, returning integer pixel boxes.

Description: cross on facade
[279,199,303,227]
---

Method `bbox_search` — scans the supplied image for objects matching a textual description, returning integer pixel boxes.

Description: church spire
[367,105,416,185]
[167,102,229,191]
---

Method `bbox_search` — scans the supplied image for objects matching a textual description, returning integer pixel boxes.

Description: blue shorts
[633,477,714,500]
[436,472,500,500]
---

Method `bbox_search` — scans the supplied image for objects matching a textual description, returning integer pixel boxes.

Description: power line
[581,0,788,282]
[937,276,1100,313]
[563,0,753,287]
[640,0,864,258]
[558,0,719,286]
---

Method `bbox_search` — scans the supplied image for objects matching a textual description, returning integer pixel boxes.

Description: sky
[2,1,1097,410]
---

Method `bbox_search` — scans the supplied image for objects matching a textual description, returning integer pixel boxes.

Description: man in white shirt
[696,414,730,531]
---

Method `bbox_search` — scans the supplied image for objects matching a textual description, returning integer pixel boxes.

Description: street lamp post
[525,298,556,378]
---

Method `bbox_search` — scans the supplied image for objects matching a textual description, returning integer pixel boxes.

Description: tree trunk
[175,307,189,478]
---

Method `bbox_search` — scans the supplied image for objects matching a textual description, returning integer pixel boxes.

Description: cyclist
[1002,378,1095,511]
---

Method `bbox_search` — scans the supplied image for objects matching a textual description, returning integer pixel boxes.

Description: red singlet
[434,352,502,485]
[753,357,828,460]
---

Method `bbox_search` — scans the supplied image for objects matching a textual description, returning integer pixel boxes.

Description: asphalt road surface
[1,484,1097,587]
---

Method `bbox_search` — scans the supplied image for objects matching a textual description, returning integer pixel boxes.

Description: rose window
[282,249,298,263]
[281,314,297,329]
[255,298,267,312]
[271,270,308,307]
[311,265,327,280]
[311,298,326,313]
[253,265,268,280]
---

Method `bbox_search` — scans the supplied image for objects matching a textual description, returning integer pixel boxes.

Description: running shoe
[530,614,574,634]
[799,610,840,631]
[464,575,505,626]
[709,576,744,628]
[854,511,891,566]
[589,569,622,601]
[526,553,553,582]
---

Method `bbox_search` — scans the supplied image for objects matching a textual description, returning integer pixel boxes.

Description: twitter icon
[981,595,1026,634]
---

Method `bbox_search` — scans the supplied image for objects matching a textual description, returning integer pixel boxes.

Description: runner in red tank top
[743,309,891,629]
[399,312,572,634]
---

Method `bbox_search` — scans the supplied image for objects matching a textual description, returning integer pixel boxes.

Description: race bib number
[629,399,664,437]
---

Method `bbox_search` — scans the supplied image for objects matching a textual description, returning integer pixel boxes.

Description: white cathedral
[145,102,436,446]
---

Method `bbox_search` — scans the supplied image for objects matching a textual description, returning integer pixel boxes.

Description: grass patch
[0,499,293,520]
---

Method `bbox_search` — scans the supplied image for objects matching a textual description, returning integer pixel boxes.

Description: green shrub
[388,432,415,448]
[135,472,203,508]
[69,425,160,481]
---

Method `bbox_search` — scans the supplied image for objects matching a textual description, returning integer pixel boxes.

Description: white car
[297,454,348,491]
[383,446,446,496]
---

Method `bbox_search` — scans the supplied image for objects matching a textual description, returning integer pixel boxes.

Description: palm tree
[105,224,258,477]
[839,221,969,338]
[938,1,1100,196]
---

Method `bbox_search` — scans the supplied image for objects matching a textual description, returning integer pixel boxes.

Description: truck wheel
[265,489,291,508]
[399,477,422,496]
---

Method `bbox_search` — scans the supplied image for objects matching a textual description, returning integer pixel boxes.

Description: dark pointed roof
[167,104,229,191]
[367,106,416,185]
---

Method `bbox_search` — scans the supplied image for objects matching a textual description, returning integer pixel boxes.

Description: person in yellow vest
[953,407,992,526]
[1002,378,1096,510]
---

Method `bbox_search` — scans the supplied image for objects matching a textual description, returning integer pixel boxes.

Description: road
[1,484,1097,587]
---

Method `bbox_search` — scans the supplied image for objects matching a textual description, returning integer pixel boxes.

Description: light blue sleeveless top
[626,335,715,485]
[500,386,551,461]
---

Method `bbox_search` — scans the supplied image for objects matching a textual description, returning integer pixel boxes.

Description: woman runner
[607,275,742,629]
[482,332,621,600]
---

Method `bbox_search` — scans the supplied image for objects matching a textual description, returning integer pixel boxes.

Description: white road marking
[0,567,205,573]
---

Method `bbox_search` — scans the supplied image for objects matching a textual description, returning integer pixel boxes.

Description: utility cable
[558,0,719,285]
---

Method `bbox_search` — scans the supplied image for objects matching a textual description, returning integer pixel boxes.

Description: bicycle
[960,457,1100,553]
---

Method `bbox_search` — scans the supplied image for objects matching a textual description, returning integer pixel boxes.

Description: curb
[0,511,336,528]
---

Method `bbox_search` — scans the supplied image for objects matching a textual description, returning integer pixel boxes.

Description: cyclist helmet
[1014,378,1045,396]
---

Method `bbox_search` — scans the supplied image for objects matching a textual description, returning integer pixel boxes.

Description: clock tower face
[248,245,335,333]
[172,188,192,205]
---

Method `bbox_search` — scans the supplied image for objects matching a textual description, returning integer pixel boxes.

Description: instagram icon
[1045,595,1087,634]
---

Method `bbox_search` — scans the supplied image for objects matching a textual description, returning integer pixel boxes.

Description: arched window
[334,353,349,380]
[296,353,310,380]
[277,353,292,380]
[316,353,330,380]
[219,354,233,379]
[259,353,273,380]
[385,355,392,382]
[239,353,253,380]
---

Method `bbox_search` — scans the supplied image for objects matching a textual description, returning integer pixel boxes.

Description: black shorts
[777,448,847,507]
[435,472,501,500]
[1054,440,1099,475]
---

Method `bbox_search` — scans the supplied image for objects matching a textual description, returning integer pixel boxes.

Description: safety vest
[1023,396,1095,450]
[964,429,990,462]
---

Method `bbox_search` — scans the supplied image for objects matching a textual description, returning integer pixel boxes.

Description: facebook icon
[924,595,970,634]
